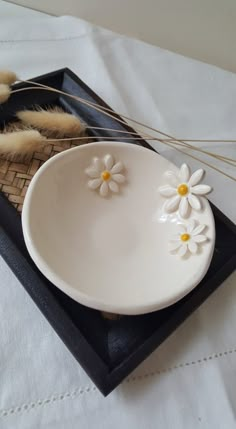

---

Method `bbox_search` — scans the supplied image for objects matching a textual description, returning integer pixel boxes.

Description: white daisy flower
[159,163,212,218]
[169,219,208,257]
[85,154,125,197]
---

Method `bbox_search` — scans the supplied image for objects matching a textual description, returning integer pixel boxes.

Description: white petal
[178,244,188,257]
[111,161,123,174]
[109,180,119,193]
[112,173,125,183]
[85,167,100,178]
[188,194,201,211]
[164,170,179,187]
[188,169,204,186]
[179,163,190,182]
[93,157,103,171]
[179,197,189,218]
[159,185,176,197]
[188,240,198,254]
[190,184,212,195]
[164,195,181,213]
[88,178,102,189]
[192,224,206,235]
[169,242,182,252]
[187,219,196,233]
[104,154,113,170]
[192,235,207,243]
[100,181,109,197]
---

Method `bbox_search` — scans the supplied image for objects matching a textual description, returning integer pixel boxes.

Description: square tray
[0,68,235,396]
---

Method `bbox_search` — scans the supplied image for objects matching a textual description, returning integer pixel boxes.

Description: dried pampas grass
[0,130,45,161]
[0,106,88,162]
[1,69,233,180]
[17,107,85,138]
[0,70,17,85]
[0,84,11,104]
[2,121,28,134]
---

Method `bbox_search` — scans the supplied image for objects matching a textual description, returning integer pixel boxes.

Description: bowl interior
[22,142,215,314]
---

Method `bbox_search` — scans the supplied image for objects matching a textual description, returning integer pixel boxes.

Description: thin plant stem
[47,134,236,166]
[86,127,236,164]
[163,138,236,143]
[48,134,236,180]
[20,80,236,151]
[16,81,234,163]
[12,83,236,181]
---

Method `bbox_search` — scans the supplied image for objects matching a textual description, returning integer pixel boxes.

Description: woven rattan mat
[0,137,91,213]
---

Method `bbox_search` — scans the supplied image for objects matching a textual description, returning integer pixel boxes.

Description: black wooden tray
[0,68,235,395]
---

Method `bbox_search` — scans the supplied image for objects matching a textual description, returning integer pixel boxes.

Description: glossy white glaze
[22,142,215,315]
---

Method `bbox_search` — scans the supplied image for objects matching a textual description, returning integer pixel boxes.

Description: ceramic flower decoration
[169,219,208,257]
[85,154,125,197]
[159,163,212,218]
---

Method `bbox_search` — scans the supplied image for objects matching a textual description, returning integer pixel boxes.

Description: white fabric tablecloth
[0,9,235,429]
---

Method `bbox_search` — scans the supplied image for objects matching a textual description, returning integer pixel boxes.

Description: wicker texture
[0,139,89,213]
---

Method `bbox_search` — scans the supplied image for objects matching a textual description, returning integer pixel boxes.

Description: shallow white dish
[22,142,215,315]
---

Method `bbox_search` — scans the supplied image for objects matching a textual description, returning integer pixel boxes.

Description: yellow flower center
[181,233,190,242]
[177,183,188,196]
[101,170,111,181]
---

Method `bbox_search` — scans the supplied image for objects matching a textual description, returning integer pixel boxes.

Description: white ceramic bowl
[22,142,215,315]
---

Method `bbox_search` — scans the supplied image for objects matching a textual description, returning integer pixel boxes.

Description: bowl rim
[22,141,215,315]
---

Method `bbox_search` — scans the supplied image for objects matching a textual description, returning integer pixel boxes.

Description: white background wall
[4,0,236,72]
